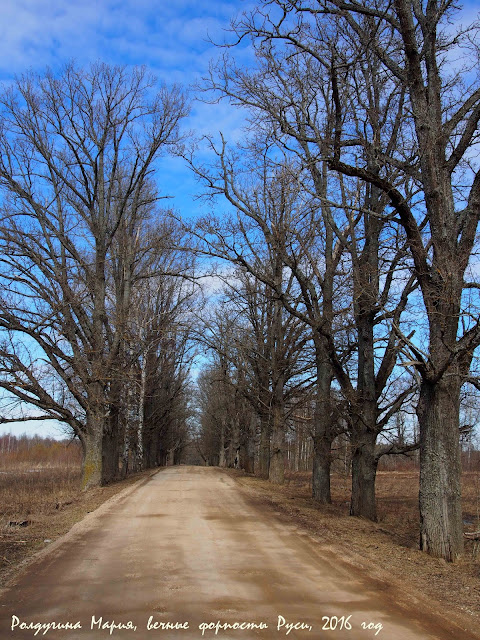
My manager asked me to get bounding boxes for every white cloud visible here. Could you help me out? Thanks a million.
[0,0,256,438]
[0,0,243,77]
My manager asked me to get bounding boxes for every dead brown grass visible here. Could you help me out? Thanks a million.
[0,464,155,586]
[282,469,480,548]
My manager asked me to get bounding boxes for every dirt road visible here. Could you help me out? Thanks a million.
[0,467,475,639]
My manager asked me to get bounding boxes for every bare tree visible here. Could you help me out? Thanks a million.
[229,269,312,483]
[189,125,418,518]
[282,0,480,561]
[0,63,188,487]
[135,275,197,470]
[110,215,198,474]
[227,0,480,559]
[187,152,342,498]
[194,268,311,483]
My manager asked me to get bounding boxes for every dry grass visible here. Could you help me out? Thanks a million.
[0,467,82,520]
[282,469,480,548]
[0,462,155,587]
[0,436,82,470]
[0,466,81,582]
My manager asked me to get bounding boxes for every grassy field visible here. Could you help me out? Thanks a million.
[0,466,82,580]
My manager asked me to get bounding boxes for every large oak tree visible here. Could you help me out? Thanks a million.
[0,63,188,487]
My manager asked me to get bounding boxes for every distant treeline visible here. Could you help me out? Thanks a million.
[0,434,82,467]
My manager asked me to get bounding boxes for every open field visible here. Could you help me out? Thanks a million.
[284,469,480,549]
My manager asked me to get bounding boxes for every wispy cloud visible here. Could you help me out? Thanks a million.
[0,0,248,82]
[0,0,253,437]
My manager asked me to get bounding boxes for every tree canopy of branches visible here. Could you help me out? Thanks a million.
[0,63,190,487]
[192,267,313,483]
[205,0,480,561]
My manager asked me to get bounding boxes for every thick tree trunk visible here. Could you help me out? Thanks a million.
[241,415,257,473]
[350,429,378,521]
[269,370,285,484]
[258,413,270,479]
[218,422,226,467]
[244,441,256,474]
[312,343,334,503]
[417,378,464,561]
[312,435,332,504]
[228,414,240,468]
[174,447,183,465]
[143,390,158,469]
[269,409,285,484]
[102,425,120,484]
[157,449,168,467]
[82,407,119,488]
[83,236,108,489]
[82,423,103,489]
[102,379,122,483]
[351,280,379,521]
[143,427,154,468]
[120,435,129,480]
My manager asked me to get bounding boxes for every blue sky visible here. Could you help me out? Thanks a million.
[0,0,477,210]
[0,0,252,220]
[0,0,478,439]
[0,0,245,79]
[0,0,252,439]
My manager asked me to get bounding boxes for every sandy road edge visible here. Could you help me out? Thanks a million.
[0,467,164,597]
[229,470,480,640]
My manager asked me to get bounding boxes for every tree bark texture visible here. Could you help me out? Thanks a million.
[417,379,464,561]
[350,430,378,521]
[258,413,271,479]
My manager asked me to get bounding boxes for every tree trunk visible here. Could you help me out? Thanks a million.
[244,442,256,474]
[417,378,464,561]
[240,414,257,473]
[218,422,226,467]
[312,342,334,502]
[136,348,147,471]
[350,430,378,521]
[258,412,270,479]
[312,435,332,504]
[269,365,285,484]
[269,407,285,484]
[102,426,119,484]
[228,413,240,468]
[102,379,122,483]
[350,266,380,521]
[82,424,103,489]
